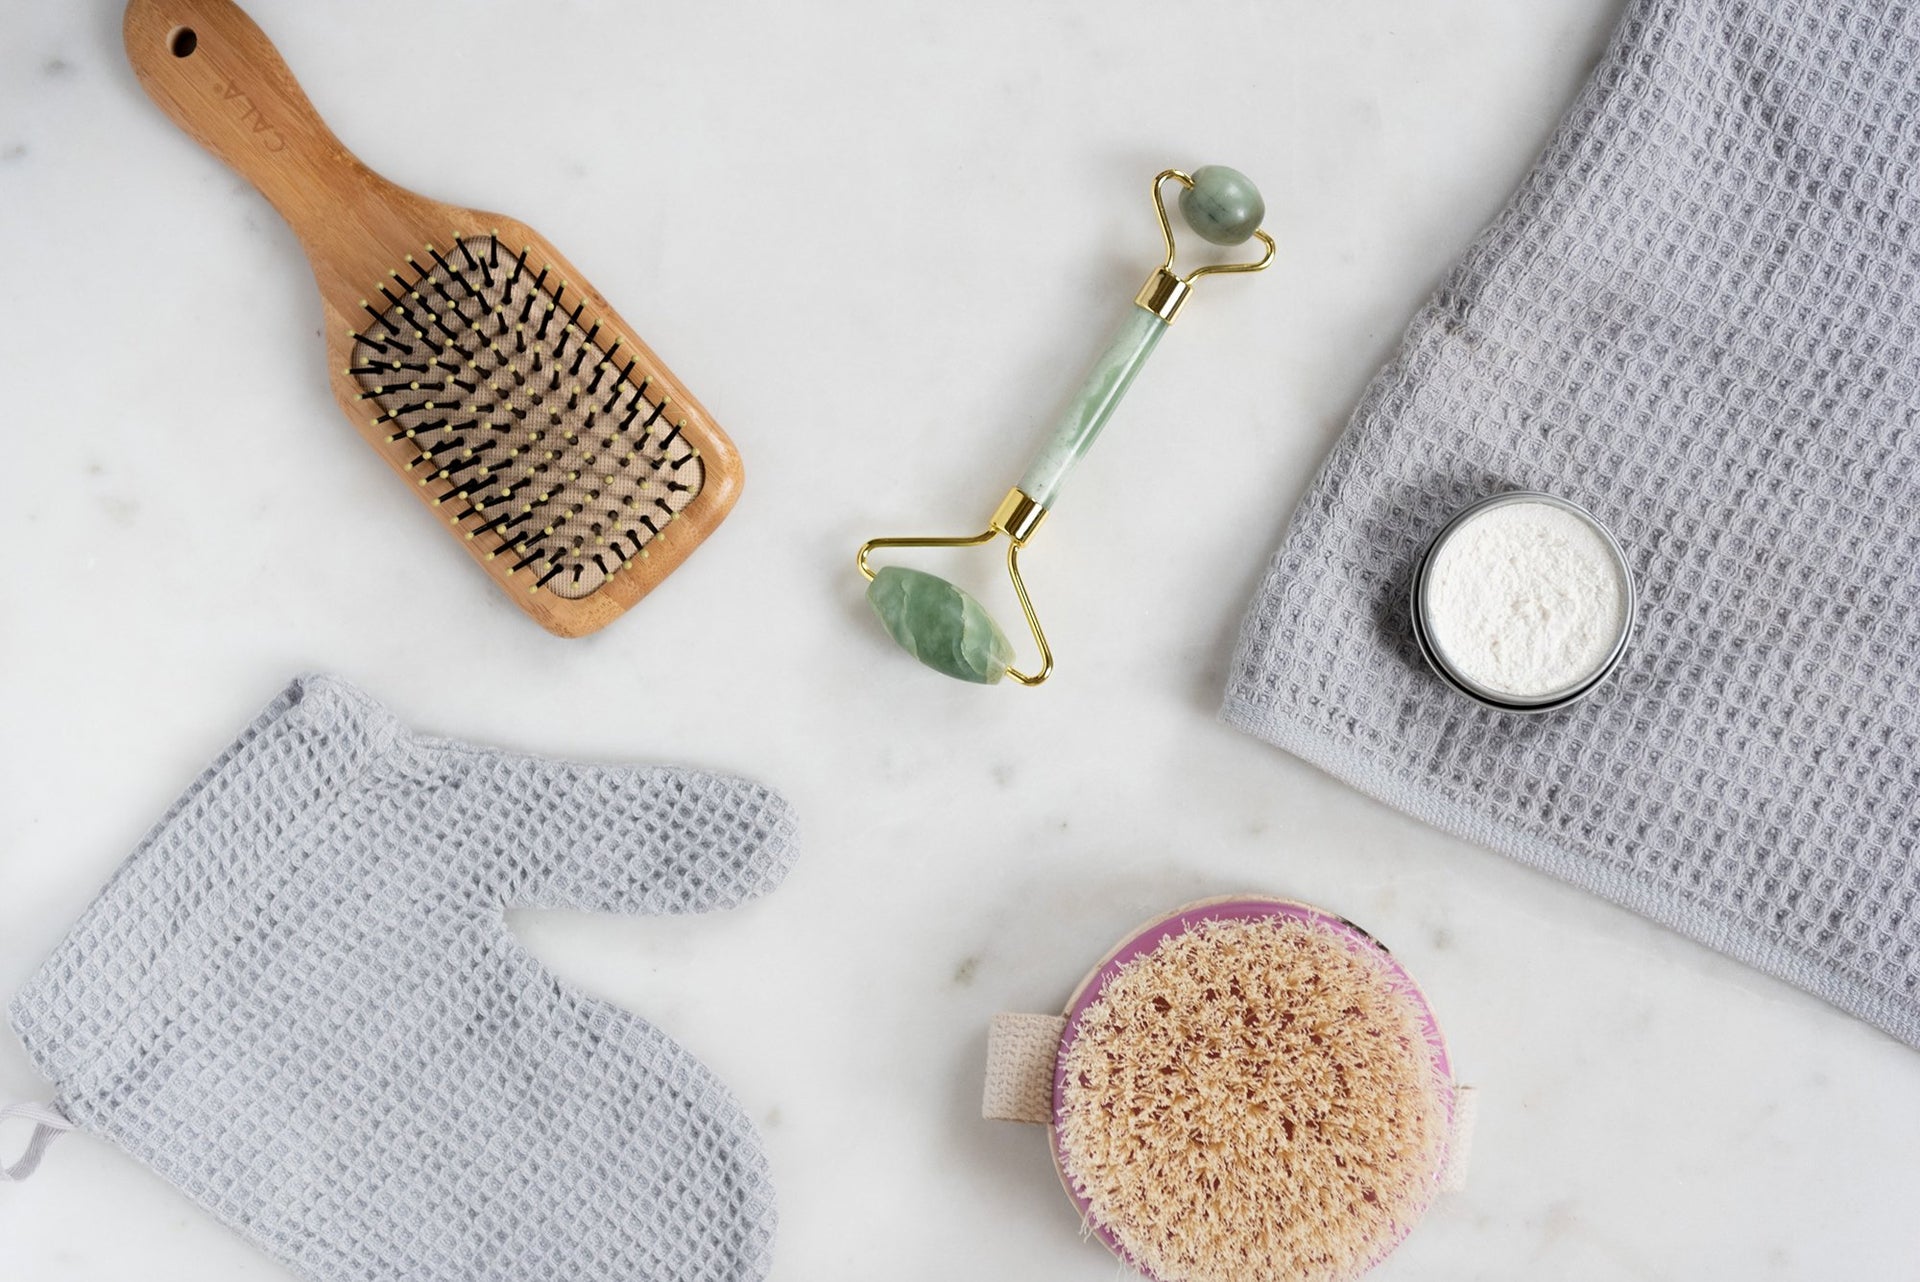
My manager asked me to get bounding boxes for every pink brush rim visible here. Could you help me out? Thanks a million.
[1048,897,1456,1281]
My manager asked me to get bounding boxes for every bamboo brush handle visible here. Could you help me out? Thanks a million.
[123,0,433,297]
[120,0,745,639]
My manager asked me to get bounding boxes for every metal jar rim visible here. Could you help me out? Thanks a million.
[1409,490,1637,714]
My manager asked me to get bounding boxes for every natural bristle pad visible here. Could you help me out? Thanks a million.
[1055,916,1448,1282]
[350,236,703,600]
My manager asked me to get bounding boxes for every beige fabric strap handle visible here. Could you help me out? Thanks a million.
[1438,1084,1479,1193]
[982,1013,1066,1124]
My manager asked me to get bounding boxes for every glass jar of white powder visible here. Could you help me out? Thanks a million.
[1410,492,1636,713]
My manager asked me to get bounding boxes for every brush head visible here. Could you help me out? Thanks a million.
[349,235,705,602]
[1053,901,1452,1282]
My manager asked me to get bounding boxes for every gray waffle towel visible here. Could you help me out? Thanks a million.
[9,675,798,1280]
[1226,0,1920,1047]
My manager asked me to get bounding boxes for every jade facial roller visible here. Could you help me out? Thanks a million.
[857,167,1274,685]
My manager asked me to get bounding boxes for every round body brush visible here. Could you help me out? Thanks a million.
[858,167,1274,685]
[984,897,1474,1282]
[123,0,741,636]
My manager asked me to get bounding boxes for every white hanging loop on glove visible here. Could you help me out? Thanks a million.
[0,1100,74,1182]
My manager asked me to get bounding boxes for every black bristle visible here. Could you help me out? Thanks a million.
[346,234,704,600]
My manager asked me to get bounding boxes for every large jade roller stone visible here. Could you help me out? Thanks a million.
[867,566,1014,684]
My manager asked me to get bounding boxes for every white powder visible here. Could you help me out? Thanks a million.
[1423,500,1629,699]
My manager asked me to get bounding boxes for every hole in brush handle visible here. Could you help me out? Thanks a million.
[127,0,388,250]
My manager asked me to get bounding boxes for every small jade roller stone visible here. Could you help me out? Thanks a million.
[1179,164,1266,245]
[865,165,1271,684]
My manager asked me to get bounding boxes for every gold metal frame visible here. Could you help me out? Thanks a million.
[857,487,1055,686]
[1134,169,1276,321]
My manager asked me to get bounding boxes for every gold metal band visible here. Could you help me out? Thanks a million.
[989,488,1048,545]
[1134,268,1192,323]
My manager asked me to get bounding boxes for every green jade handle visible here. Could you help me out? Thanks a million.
[1013,305,1168,510]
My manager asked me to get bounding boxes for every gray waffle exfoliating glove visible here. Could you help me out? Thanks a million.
[6,674,798,1281]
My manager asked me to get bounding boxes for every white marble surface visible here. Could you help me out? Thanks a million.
[4,1,1918,1278]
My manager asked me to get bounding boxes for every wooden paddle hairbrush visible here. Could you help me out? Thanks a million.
[124,0,742,637]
